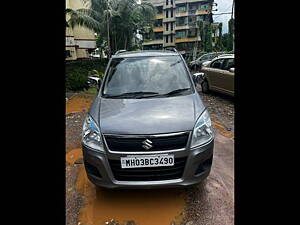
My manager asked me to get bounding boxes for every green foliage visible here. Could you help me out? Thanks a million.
[66,0,156,57]
[204,23,213,52]
[66,59,108,91]
[226,18,234,51]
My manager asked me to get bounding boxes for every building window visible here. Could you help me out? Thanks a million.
[166,35,169,43]
[188,15,196,26]
[155,32,163,40]
[171,0,173,5]
[171,22,174,31]
[166,10,169,18]
[200,3,209,10]
[188,28,197,37]
[166,0,168,5]
[176,17,187,26]
[65,50,71,58]
[177,5,186,13]
[166,23,169,31]
[155,19,163,27]
[171,9,173,17]
[176,30,186,39]
[170,35,173,43]
[156,6,163,14]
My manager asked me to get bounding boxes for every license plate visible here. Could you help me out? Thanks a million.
[120,154,174,169]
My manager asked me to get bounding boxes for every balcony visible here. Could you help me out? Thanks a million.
[175,37,199,43]
[163,4,175,9]
[175,24,189,30]
[163,41,176,47]
[163,17,176,23]
[196,9,210,15]
[188,9,197,15]
[163,30,176,35]
[175,11,188,17]
[142,39,164,45]
[155,14,164,19]
[153,26,164,32]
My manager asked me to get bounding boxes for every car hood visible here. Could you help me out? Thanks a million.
[89,94,205,135]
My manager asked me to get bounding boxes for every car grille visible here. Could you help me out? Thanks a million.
[104,132,190,152]
[108,157,187,181]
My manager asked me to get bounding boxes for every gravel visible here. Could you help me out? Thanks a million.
[196,84,234,133]
[66,110,87,225]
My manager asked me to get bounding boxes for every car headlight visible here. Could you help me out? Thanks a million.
[190,109,214,148]
[82,114,104,152]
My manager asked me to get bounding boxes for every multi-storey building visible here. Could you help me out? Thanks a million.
[65,0,97,60]
[142,0,214,56]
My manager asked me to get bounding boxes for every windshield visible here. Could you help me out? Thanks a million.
[102,56,193,98]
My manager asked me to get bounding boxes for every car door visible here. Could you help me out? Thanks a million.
[219,58,234,95]
[204,58,226,90]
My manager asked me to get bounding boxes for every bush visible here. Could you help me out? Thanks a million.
[66,59,108,92]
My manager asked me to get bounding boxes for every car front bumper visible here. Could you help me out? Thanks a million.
[82,140,214,189]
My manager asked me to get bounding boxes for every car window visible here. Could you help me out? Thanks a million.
[222,58,234,70]
[210,59,225,69]
[200,55,211,61]
[102,56,192,96]
[208,54,216,60]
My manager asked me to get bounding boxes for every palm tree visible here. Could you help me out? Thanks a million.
[66,0,155,58]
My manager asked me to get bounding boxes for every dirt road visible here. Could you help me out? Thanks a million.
[66,91,234,225]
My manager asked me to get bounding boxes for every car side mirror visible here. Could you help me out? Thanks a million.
[229,68,234,73]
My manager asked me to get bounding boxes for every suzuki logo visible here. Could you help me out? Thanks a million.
[142,139,153,150]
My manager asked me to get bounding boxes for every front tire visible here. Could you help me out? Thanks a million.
[201,79,209,93]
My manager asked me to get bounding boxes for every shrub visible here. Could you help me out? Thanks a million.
[66,59,108,92]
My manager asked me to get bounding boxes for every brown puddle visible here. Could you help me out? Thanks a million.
[66,94,95,114]
[76,165,185,225]
[66,148,83,165]
[211,117,234,139]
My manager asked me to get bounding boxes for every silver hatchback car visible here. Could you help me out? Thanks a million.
[81,50,214,189]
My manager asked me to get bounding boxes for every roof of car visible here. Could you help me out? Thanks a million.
[112,50,179,58]
[215,54,235,59]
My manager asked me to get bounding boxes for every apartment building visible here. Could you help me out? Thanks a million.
[65,0,97,60]
[142,0,214,55]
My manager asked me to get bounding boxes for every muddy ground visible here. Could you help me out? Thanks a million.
[66,88,234,225]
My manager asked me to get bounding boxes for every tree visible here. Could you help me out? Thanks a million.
[227,18,234,51]
[215,23,224,51]
[204,23,213,52]
[66,0,155,58]
[96,34,107,59]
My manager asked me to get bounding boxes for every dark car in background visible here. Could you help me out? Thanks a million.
[188,53,219,71]
[81,49,215,189]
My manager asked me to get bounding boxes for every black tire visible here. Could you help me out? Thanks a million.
[201,79,209,93]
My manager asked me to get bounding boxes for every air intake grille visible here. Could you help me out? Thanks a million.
[104,132,189,152]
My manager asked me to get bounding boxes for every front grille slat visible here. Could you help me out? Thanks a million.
[109,157,187,181]
[104,132,189,152]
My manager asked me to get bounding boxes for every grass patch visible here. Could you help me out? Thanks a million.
[84,88,98,94]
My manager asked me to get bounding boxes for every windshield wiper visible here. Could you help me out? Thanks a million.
[161,88,191,97]
[104,91,159,98]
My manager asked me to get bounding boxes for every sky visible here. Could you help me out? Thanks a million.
[212,0,234,34]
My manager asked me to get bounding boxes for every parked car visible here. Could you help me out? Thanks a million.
[201,54,234,69]
[188,53,219,71]
[199,55,234,96]
[82,50,214,189]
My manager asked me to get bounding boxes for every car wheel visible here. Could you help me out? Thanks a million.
[201,79,209,93]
